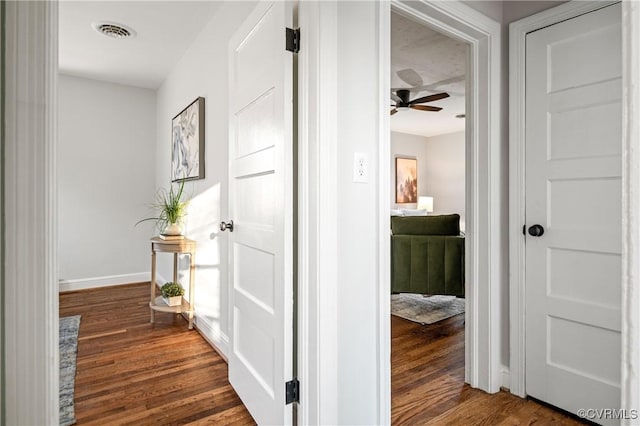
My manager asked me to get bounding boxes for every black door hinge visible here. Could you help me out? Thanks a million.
[286,28,300,53]
[285,378,300,404]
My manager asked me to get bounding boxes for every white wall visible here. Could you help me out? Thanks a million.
[390,130,466,226]
[155,1,257,356]
[424,131,466,227]
[503,1,568,23]
[462,1,566,23]
[57,74,156,285]
[336,2,381,423]
[390,131,428,209]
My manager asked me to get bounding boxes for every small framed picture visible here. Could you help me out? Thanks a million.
[395,157,417,203]
[171,97,205,182]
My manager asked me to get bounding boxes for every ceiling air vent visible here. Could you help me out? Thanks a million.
[92,22,136,39]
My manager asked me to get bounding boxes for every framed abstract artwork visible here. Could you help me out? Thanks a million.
[172,97,205,182]
[395,157,417,203]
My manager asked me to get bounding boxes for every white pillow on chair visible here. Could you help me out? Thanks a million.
[401,208,428,216]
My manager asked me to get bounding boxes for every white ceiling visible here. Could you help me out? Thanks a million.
[391,12,467,138]
[59,1,222,89]
[59,3,466,134]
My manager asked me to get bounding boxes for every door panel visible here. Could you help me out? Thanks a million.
[228,2,294,424]
[525,3,622,423]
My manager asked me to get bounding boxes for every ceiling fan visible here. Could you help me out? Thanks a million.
[392,68,465,94]
[390,89,449,115]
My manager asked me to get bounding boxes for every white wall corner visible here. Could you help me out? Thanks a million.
[59,272,150,292]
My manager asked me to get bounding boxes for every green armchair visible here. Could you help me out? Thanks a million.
[391,214,465,297]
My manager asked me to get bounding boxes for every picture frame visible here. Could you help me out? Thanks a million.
[172,97,205,182]
[395,157,417,204]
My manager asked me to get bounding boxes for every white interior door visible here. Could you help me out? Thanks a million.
[525,3,622,423]
[227,2,294,424]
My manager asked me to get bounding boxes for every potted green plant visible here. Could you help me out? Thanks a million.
[136,180,188,235]
[161,282,185,306]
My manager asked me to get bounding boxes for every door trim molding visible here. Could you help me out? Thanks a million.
[377,2,392,422]
[621,1,640,422]
[297,2,340,424]
[386,0,503,399]
[509,0,620,398]
[4,1,59,423]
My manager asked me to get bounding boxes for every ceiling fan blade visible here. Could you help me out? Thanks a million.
[410,105,442,112]
[391,93,402,103]
[390,108,398,115]
[396,68,423,87]
[422,75,465,91]
[410,92,450,105]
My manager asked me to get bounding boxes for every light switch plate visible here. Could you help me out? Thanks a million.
[353,152,368,183]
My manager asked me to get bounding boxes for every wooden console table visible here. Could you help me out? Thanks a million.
[149,237,197,329]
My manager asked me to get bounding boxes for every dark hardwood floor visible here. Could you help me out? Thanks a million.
[62,283,586,425]
[59,283,255,425]
[391,314,587,425]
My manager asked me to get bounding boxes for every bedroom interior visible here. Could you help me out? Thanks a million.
[388,14,467,304]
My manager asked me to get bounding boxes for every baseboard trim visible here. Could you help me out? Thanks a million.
[59,272,150,292]
[501,365,511,391]
[192,317,229,361]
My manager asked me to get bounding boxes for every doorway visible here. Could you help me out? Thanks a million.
[389,10,469,421]
[377,4,504,416]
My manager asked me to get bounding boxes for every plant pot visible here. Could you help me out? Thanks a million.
[163,296,182,307]
[164,222,183,236]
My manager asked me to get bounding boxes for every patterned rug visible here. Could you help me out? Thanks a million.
[391,294,465,324]
[60,315,81,426]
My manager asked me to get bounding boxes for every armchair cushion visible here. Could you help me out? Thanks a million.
[390,214,464,297]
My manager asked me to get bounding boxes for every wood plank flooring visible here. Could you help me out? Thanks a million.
[62,284,586,425]
[59,283,255,425]
[391,314,587,425]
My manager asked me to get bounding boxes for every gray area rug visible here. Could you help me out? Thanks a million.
[60,315,81,426]
[391,294,465,324]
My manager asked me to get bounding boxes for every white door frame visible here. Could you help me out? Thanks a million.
[3,1,59,424]
[621,1,640,422]
[508,0,640,407]
[297,2,340,424]
[298,1,502,423]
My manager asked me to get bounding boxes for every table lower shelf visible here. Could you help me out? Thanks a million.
[149,296,192,314]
